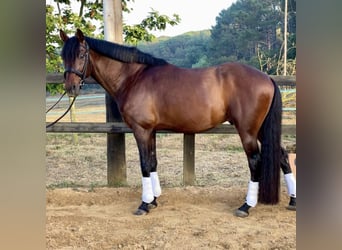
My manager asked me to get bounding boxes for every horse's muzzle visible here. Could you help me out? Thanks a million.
[65,82,81,97]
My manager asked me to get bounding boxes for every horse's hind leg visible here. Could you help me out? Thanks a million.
[280,147,296,210]
[235,134,261,218]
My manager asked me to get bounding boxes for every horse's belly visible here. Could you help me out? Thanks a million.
[156,106,226,133]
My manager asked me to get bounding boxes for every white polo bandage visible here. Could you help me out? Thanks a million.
[284,173,296,198]
[142,177,154,203]
[150,172,161,197]
[246,181,259,207]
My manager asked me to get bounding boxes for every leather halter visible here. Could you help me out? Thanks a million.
[63,42,89,88]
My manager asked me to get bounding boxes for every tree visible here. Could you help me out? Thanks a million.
[46,0,180,94]
[124,8,180,45]
[138,30,211,68]
[277,0,296,75]
[46,0,103,94]
[208,0,296,75]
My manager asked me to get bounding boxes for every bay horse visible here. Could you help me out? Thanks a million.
[59,29,296,217]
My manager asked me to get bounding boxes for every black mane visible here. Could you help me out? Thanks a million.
[61,36,168,66]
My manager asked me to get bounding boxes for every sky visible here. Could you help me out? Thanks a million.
[123,0,236,37]
[47,0,236,37]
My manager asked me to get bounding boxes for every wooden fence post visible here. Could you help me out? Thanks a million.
[106,95,127,186]
[183,133,195,185]
[103,0,127,186]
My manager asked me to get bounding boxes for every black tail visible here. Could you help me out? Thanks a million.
[259,78,282,204]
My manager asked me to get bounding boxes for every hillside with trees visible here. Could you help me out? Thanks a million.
[138,30,211,68]
[138,0,296,75]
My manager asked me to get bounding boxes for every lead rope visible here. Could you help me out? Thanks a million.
[46,94,76,128]
[46,91,67,114]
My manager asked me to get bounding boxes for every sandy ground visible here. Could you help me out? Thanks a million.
[46,97,296,249]
[46,187,296,249]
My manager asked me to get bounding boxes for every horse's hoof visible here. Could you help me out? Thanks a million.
[133,209,148,216]
[286,205,296,211]
[234,202,250,217]
[234,209,249,218]
[148,197,158,210]
[148,203,157,210]
[286,197,296,211]
[133,201,150,216]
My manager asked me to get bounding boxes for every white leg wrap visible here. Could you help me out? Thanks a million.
[142,177,154,203]
[246,181,259,207]
[150,172,161,197]
[284,173,296,198]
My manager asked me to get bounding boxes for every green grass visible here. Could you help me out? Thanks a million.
[47,181,109,191]
[226,145,244,152]
[47,181,79,190]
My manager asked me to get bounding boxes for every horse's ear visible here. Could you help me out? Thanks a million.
[59,30,69,42]
[76,29,85,42]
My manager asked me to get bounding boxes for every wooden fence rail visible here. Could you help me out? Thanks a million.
[46,73,296,186]
[46,122,295,135]
[47,74,296,87]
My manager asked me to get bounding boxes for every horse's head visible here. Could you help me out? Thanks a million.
[60,29,90,97]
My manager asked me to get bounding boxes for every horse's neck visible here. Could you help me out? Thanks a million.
[90,51,144,98]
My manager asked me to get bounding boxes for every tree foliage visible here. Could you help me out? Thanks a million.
[46,0,180,94]
[138,30,210,68]
[46,0,103,94]
[209,0,296,75]
[137,0,296,75]
[124,9,180,45]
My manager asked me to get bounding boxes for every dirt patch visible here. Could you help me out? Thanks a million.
[46,187,296,249]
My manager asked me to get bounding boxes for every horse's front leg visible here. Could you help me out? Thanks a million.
[149,131,161,209]
[133,129,161,215]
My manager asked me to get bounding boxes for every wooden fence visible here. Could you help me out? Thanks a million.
[46,74,296,186]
